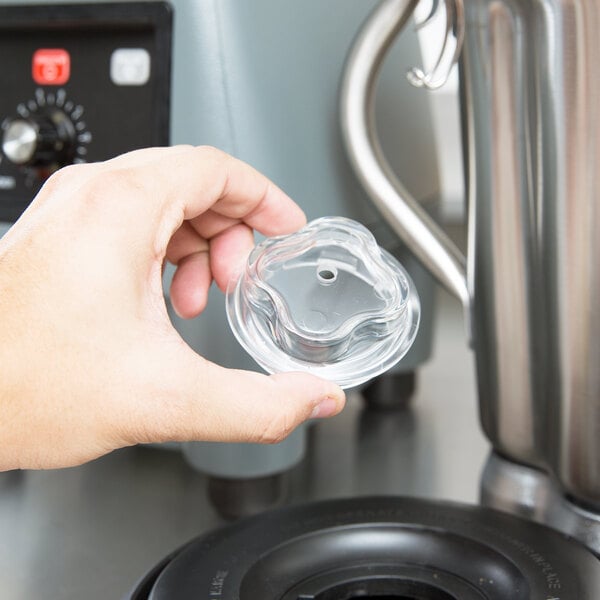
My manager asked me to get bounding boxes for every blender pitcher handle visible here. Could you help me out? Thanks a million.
[340,0,470,313]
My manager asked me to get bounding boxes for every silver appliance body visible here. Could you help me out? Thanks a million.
[341,0,600,553]
[0,0,440,491]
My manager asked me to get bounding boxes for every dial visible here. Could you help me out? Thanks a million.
[1,88,92,178]
[2,111,75,167]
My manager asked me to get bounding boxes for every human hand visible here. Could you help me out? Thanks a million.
[0,146,345,470]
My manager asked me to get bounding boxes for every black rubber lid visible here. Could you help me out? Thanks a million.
[130,496,600,600]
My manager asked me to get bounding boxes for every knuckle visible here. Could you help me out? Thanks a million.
[195,145,233,175]
[48,163,79,181]
[39,163,86,195]
[255,412,296,445]
[79,168,143,210]
[196,144,225,160]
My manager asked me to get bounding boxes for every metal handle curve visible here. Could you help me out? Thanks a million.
[339,0,469,310]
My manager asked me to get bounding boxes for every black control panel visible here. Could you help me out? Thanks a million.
[0,2,172,222]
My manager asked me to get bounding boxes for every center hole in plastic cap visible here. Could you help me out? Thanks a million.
[317,267,337,284]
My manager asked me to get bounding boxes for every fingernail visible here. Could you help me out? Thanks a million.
[311,396,340,419]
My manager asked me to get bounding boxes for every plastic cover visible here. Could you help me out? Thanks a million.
[226,216,420,388]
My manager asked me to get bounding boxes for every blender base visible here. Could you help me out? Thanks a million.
[481,451,600,556]
[361,371,417,411]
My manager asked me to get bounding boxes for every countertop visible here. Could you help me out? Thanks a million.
[0,290,489,599]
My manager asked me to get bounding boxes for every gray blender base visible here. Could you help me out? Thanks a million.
[481,451,600,556]
[162,0,440,512]
[361,371,417,411]
[182,427,306,519]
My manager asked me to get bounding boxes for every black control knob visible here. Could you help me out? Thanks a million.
[1,110,76,168]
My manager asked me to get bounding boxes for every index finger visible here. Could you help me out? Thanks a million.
[102,145,307,237]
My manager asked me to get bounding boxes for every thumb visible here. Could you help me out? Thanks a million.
[133,349,346,446]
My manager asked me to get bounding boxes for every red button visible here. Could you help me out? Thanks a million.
[32,49,71,85]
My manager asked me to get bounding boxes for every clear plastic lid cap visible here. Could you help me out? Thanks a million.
[226,216,420,388]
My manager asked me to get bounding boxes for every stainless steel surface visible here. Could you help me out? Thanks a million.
[0,291,487,600]
[482,452,600,556]
[541,0,600,507]
[407,0,464,90]
[464,0,600,505]
[339,0,470,312]
[342,0,600,525]
[460,0,541,468]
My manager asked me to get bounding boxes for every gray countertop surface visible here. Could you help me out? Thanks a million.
[0,290,489,599]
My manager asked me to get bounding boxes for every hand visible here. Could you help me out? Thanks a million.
[0,146,345,470]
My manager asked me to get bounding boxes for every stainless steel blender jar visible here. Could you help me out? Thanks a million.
[341,0,600,553]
